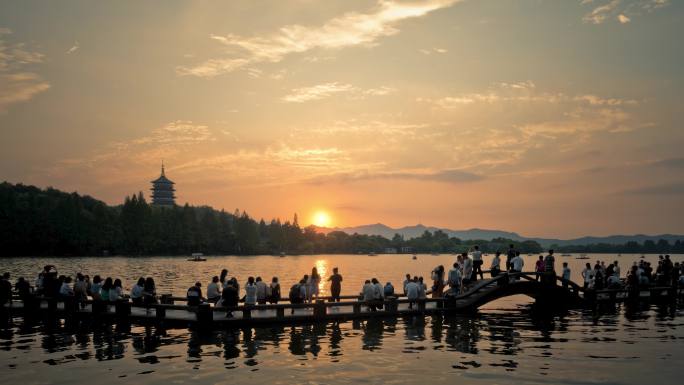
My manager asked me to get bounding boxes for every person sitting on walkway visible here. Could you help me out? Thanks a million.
[372,278,384,310]
[143,277,157,306]
[130,277,145,306]
[417,276,427,299]
[288,279,305,314]
[447,262,462,294]
[405,277,419,309]
[328,268,343,302]
[222,280,239,318]
[431,265,445,297]
[255,276,268,305]
[59,276,74,297]
[100,277,113,302]
[90,275,103,301]
[362,280,376,311]
[207,276,221,303]
[606,272,621,288]
[244,277,257,306]
[269,277,281,304]
[384,282,395,297]
[186,282,204,306]
[109,279,124,302]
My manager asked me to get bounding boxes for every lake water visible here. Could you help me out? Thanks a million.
[1,254,683,385]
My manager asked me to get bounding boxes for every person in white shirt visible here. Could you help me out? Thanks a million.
[308,268,321,303]
[607,274,620,288]
[462,253,473,286]
[418,277,427,299]
[511,252,525,271]
[490,252,502,277]
[613,261,621,278]
[255,276,268,305]
[561,263,571,289]
[447,262,462,293]
[405,277,419,309]
[471,245,484,280]
[109,279,123,302]
[244,277,257,306]
[207,276,221,303]
[130,277,145,305]
[508,252,525,282]
[403,274,412,295]
[362,280,377,311]
[59,277,74,297]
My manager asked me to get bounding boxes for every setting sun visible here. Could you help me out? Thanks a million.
[312,211,332,227]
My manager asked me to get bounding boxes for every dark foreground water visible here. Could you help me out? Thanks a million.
[1,303,683,385]
[1,254,683,384]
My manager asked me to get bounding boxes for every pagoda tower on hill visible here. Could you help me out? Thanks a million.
[150,162,176,206]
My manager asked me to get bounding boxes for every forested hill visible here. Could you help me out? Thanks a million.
[0,182,543,256]
[1,182,682,257]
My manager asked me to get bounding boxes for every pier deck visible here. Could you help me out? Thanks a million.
[3,272,682,329]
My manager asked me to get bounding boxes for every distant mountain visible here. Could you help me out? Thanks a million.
[314,223,683,247]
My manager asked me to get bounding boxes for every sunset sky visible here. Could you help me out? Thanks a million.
[1,0,682,238]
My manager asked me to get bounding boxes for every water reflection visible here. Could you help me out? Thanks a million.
[1,305,682,384]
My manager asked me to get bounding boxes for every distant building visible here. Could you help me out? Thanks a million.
[384,247,398,254]
[401,246,413,254]
[150,163,176,206]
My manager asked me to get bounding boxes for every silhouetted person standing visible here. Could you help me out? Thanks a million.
[328,267,343,302]
[506,244,516,271]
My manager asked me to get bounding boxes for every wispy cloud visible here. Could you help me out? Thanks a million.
[421,82,638,109]
[0,28,50,113]
[66,42,79,54]
[307,168,485,185]
[177,0,462,77]
[620,182,684,196]
[581,0,669,24]
[419,47,448,55]
[281,82,395,103]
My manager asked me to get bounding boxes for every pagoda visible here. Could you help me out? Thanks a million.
[150,162,176,206]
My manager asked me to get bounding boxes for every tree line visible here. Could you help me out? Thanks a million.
[0,182,682,257]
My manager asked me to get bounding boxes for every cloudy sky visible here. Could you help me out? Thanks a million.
[1,0,682,238]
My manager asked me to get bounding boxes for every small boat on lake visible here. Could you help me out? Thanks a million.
[561,253,572,257]
[412,255,417,260]
[368,252,377,256]
[188,253,206,262]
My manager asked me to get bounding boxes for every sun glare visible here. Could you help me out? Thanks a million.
[312,211,332,227]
